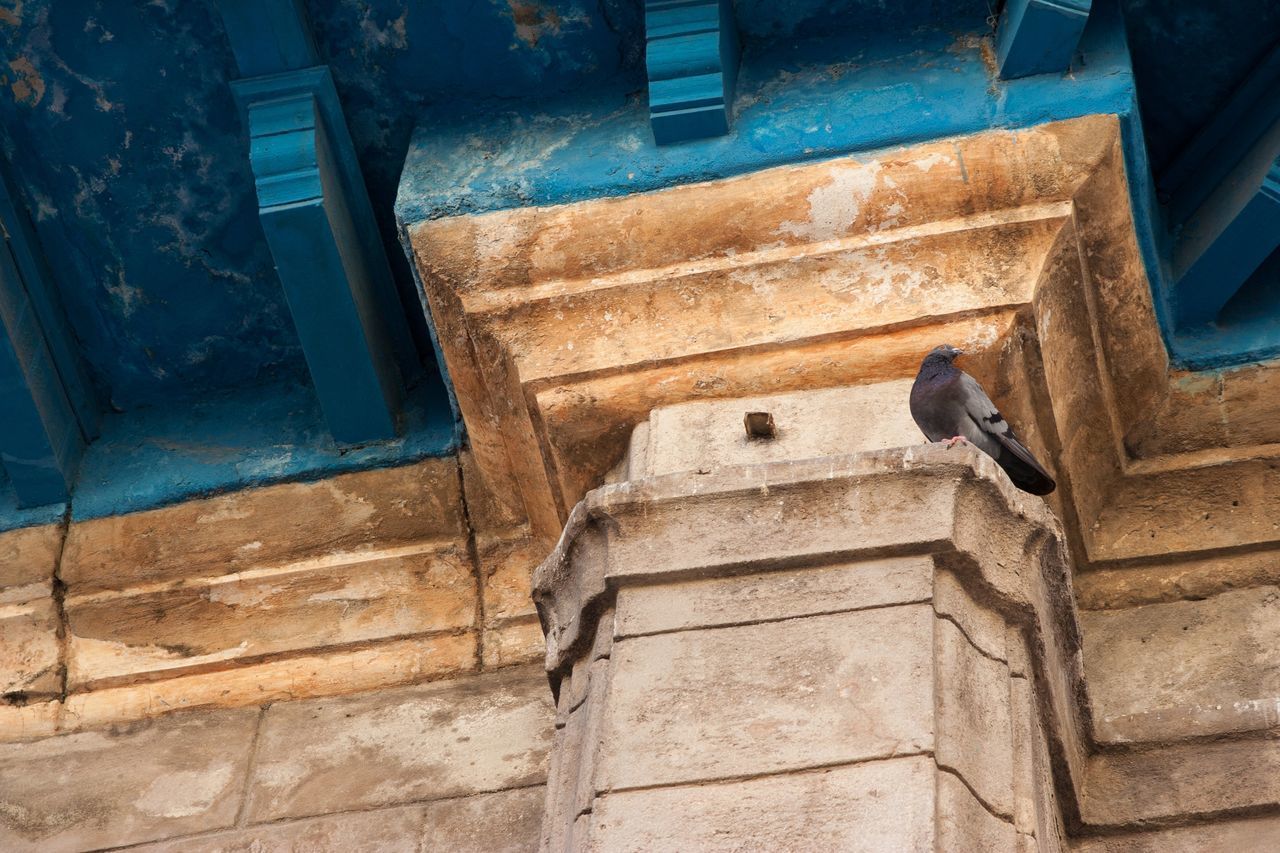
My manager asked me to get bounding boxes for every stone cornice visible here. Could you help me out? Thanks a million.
[409,113,1280,607]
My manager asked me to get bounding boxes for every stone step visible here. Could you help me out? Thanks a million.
[1080,586,1280,745]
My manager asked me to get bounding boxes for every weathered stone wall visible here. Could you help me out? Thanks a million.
[0,454,545,742]
[5,114,1280,851]
[0,666,552,851]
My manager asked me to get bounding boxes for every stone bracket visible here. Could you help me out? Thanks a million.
[645,0,740,145]
[995,0,1092,80]
[218,1,419,443]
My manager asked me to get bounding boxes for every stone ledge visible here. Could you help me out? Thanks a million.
[408,111,1280,607]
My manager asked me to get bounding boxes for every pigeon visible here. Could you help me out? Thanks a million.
[909,344,1056,495]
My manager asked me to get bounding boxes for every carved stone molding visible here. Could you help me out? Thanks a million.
[408,113,1280,606]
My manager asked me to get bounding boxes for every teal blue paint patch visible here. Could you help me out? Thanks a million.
[645,0,740,145]
[1174,159,1280,328]
[216,0,318,77]
[69,371,456,522]
[397,20,1136,224]
[0,468,65,534]
[996,0,1092,80]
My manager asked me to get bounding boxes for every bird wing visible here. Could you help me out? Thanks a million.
[955,372,1053,480]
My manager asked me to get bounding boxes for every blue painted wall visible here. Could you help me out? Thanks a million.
[397,2,1133,221]
[0,0,1273,527]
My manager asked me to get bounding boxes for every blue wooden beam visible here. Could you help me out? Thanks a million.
[645,0,740,146]
[215,0,318,78]
[234,68,412,443]
[1174,158,1280,328]
[1159,42,1280,229]
[995,0,1092,80]
[217,1,420,443]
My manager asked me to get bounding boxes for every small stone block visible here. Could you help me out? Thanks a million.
[743,410,776,439]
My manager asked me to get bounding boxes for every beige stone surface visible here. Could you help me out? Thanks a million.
[1082,587,1280,743]
[614,556,934,637]
[1083,736,1280,827]
[634,380,921,478]
[0,707,258,852]
[481,533,545,624]
[1072,815,1280,852]
[1074,548,1280,610]
[484,616,547,669]
[934,568,1009,662]
[60,632,477,734]
[588,756,937,852]
[62,457,465,592]
[410,119,1115,540]
[64,545,477,689]
[0,522,63,590]
[245,664,553,821]
[599,606,934,790]
[420,786,545,853]
[935,616,1015,819]
[0,596,60,697]
[0,697,59,741]
[129,805,427,853]
[936,769,1018,852]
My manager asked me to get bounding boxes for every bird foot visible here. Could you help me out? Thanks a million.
[943,436,968,449]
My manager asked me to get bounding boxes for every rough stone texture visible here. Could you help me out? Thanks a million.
[128,787,546,853]
[129,805,428,853]
[936,769,1019,851]
[0,523,63,591]
[245,665,554,822]
[600,607,934,790]
[1083,736,1280,827]
[61,457,465,593]
[481,534,546,625]
[410,119,1116,541]
[0,707,259,852]
[935,616,1015,819]
[614,556,933,637]
[61,632,478,733]
[1082,587,1280,742]
[64,545,477,689]
[536,436,1090,850]
[632,381,921,479]
[485,617,548,669]
[0,698,59,741]
[419,786,545,853]
[1072,815,1280,852]
[0,596,61,698]
[589,757,937,852]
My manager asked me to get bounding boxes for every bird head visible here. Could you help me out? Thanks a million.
[926,344,964,363]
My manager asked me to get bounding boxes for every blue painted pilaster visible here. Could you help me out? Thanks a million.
[645,0,740,145]
[217,0,419,443]
[995,0,1092,80]
[1175,159,1280,328]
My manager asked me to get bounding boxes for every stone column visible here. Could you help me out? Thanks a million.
[533,385,1089,851]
